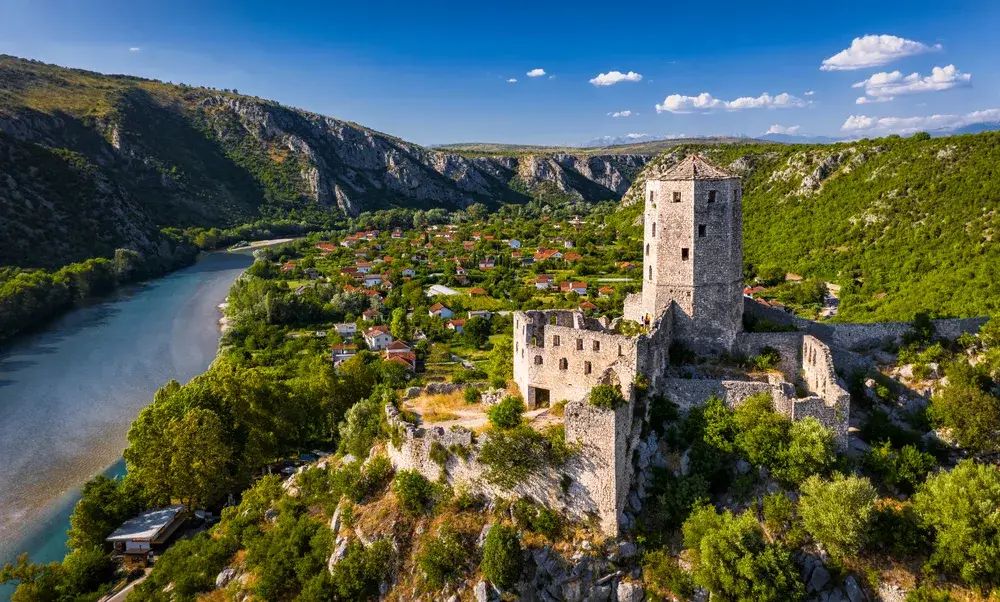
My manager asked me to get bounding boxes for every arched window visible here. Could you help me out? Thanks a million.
[559,358,568,370]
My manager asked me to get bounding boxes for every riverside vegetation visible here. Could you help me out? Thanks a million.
[1,192,999,601]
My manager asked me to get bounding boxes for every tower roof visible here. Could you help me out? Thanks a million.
[650,155,735,181]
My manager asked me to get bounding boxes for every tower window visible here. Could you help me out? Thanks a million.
[681,248,690,261]
[584,361,592,375]
[648,190,655,203]
[534,355,543,365]
[651,222,656,237]
[645,243,649,256]
[733,190,738,202]
[673,191,681,203]
[698,224,706,237]
[649,266,653,280]
[576,338,584,351]
[708,190,717,203]
[559,358,568,370]
[553,335,561,347]
[593,340,600,351]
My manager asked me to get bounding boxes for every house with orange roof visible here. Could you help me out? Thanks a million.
[428,303,454,319]
[363,325,393,350]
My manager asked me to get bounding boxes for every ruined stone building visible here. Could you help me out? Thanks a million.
[390,156,855,537]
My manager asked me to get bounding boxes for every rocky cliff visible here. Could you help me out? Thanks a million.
[0,56,648,267]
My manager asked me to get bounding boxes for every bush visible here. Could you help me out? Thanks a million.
[751,346,781,371]
[487,396,525,429]
[417,528,468,587]
[464,387,482,404]
[928,381,1000,454]
[862,441,936,493]
[799,474,877,557]
[480,524,522,590]
[762,493,800,542]
[733,393,789,469]
[775,417,835,485]
[905,586,955,602]
[684,506,804,602]
[477,426,548,489]
[867,501,927,557]
[913,460,1000,586]
[512,499,561,539]
[428,442,449,468]
[393,470,435,516]
[643,549,695,600]
[338,395,386,458]
[329,539,393,601]
[589,384,627,410]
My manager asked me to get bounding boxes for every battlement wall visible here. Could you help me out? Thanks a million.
[800,335,850,446]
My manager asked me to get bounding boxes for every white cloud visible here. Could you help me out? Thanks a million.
[608,110,633,118]
[548,75,556,80]
[852,64,971,103]
[507,78,517,83]
[526,68,546,77]
[840,108,1000,134]
[804,90,815,96]
[129,47,141,52]
[820,34,941,71]
[589,71,643,86]
[766,124,801,135]
[655,92,809,113]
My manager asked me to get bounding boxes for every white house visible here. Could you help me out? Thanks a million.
[334,322,357,336]
[106,505,186,564]
[356,262,373,274]
[363,326,393,351]
[447,319,466,333]
[401,268,416,277]
[331,344,358,363]
[429,303,454,319]
[364,273,384,287]
[508,239,522,249]
[468,310,492,320]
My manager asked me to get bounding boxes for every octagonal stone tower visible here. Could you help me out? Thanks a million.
[638,155,743,353]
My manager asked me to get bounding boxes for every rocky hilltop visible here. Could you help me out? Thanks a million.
[0,56,648,267]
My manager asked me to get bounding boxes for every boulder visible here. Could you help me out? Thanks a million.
[327,538,349,573]
[844,576,866,602]
[617,541,638,559]
[215,567,237,588]
[617,581,645,602]
[736,458,751,475]
[477,523,493,548]
[474,580,490,602]
[405,386,421,398]
[822,588,849,602]
[586,582,613,602]
[808,564,831,593]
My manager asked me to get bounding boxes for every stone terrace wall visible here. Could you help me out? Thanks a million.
[660,378,796,413]
[736,331,805,383]
[744,299,988,350]
[799,335,851,446]
[384,402,630,535]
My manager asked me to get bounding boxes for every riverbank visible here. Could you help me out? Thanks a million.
[0,252,252,588]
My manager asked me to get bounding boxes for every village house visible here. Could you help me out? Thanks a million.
[447,318,466,333]
[315,242,337,254]
[363,325,393,351]
[560,281,588,295]
[579,300,598,311]
[362,309,381,321]
[364,273,384,287]
[331,344,357,364]
[106,504,187,567]
[468,310,492,320]
[334,322,357,336]
[508,239,522,249]
[469,287,488,297]
[535,274,555,290]
[355,261,373,274]
[598,286,615,298]
[429,303,454,319]
[564,252,582,263]
[401,268,416,277]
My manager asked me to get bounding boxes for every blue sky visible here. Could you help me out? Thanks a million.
[2,0,998,145]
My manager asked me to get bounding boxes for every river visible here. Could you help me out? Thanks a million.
[0,251,252,593]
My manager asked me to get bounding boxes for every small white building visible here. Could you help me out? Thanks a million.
[364,326,393,351]
[428,303,454,319]
[468,310,492,320]
[447,319,466,333]
[334,322,357,336]
[331,344,358,363]
[508,239,522,249]
[106,504,186,564]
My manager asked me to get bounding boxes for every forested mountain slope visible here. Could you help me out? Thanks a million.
[0,56,646,268]
[621,134,1000,322]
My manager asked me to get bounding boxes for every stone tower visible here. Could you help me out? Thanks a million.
[638,155,743,352]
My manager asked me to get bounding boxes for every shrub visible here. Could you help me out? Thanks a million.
[392,470,435,516]
[862,441,936,493]
[487,396,525,429]
[589,384,627,410]
[751,346,782,371]
[477,426,547,489]
[417,528,468,587]
[867,501,927,557]
[905,586,955,602]
[762,493,797,540]
[512,499,561,539]
[641,470,711,542]
[464,387,482,404]
[480,524,522,590]
[329,539,393,600]
[775,417,835,485]
[928,381,1000,454]
[643,549,695,600]
[913,460,1000,586]
[799,474,877,557]
[429,442,449,468]
[338,395,386,458]
[733,393,789,469]
[685,507,805,602]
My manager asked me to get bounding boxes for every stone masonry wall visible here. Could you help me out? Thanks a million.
[736,331,805,384]
[514,310,641,408]
[744,299,988,350]
[799,335,851,446]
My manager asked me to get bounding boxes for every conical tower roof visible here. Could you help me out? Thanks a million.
[651,155,735,181]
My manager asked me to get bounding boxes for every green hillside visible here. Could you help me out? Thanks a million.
[620,134,1000,322]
